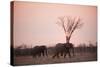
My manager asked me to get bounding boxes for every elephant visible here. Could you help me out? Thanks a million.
[52,43,74,58]
[67,42,75,56]
[31,45,47,58]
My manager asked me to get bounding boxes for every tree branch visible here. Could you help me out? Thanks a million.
[57,16,83,43]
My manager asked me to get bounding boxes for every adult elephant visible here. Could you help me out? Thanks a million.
[67,42,75,56]
[52,43,74,58]
[31,45,47,58]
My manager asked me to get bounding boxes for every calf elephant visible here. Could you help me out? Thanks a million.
[31,45,47,58]
[52,43,74,58]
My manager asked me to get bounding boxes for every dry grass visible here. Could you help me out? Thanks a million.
[14,52,97,66]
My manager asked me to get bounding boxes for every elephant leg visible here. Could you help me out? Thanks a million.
[42,51,45,56]
[57,53,59,58]
[32,54,36,58]
[52,52,58,58]
[68,51,71,58]
[72,48,75,56]
[52,54,56,58]
[45,50,48,56]
[38,53,41,57]
[32,55,34,58]
[64,52,66,58]
[61,52,63,56]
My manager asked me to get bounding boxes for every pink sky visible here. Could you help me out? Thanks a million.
[13,1,97,47]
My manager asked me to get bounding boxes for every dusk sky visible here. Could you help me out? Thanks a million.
[13,1,97,47]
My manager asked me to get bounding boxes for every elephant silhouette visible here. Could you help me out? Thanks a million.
[52,43,74,58]
[31,45,47,58]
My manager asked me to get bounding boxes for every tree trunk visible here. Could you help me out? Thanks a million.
[66,36,69,43]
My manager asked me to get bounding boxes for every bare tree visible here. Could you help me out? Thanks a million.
[57,16,83,43]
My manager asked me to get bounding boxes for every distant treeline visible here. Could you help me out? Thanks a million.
[13,44,97,56]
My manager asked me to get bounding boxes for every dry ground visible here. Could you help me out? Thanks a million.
[14,52,97,66]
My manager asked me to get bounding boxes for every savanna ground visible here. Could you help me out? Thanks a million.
[13,47,97,66]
